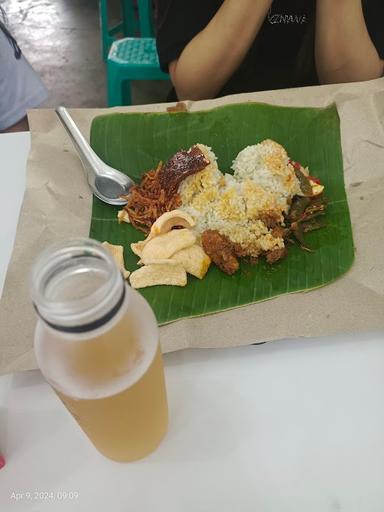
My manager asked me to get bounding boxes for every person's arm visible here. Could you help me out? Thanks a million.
[315,0,384,84]
[169,0,273,101]
[0,24,47,132]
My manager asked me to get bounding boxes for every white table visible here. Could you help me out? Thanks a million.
[1,133,384,512]
[0,132,29,297]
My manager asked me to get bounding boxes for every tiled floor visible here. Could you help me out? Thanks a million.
[1,0,171,107]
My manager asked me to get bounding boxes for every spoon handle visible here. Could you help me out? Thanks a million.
[56,106,103,184]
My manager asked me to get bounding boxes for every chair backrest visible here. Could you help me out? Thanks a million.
[100,0,155,42]
[121,0,140,37]
[136,0,154,38]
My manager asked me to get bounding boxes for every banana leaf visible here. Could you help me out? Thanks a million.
[89,103,354,325]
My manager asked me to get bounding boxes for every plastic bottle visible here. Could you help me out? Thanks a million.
[31,238,168,462]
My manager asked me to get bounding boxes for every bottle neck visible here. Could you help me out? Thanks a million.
[31,238,125,334]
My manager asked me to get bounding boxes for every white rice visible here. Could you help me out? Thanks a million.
[231,140,301,199]
[178,141,302,256]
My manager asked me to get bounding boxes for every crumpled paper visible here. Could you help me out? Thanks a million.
[1,78,384,374]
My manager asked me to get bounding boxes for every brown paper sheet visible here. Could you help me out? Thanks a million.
[1,78,384,374]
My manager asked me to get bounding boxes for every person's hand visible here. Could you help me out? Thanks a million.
[315,0,384,84]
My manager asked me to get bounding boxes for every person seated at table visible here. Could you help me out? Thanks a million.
[0,11,48,133]
[155,0,384,101]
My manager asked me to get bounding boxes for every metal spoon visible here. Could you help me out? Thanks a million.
[56,106,134,206]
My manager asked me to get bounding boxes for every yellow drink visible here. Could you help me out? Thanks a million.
[32,239,169,461]
[36,294,168,462]
[56,343,168,462]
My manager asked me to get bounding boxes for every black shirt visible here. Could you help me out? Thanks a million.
[155,0,384,97]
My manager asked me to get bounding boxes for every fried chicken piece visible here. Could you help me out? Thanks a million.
[201,230,239,275]
[265,248,288,264]
[232,242,249,258]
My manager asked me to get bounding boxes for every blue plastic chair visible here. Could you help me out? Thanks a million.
[106,0,169,106]
[99,0,140,61]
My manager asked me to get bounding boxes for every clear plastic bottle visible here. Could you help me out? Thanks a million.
[30,238,168,462]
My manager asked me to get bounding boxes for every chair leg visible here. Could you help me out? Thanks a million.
[107,64,132,106]
[99,0,109,61]
[122,80,133,106]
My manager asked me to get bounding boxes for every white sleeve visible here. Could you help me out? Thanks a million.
[0,29,48,130]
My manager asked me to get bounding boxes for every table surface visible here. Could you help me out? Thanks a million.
[0,132,29,297]
[1,132,384,512]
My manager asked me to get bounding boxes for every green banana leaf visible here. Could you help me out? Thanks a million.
[90,102,354,325]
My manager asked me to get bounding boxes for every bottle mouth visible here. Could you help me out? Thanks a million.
[30,238,125,333]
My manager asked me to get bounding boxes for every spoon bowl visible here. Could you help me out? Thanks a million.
[56,106,135,206]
